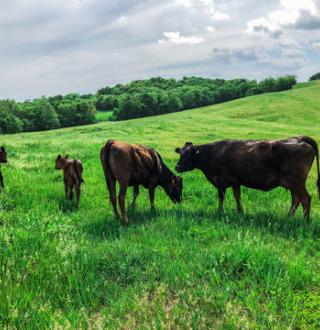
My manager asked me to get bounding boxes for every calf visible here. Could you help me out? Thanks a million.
[0,146,7,190]
[55,154,84,206]
[175,136,320,219]
[100,140,183,225]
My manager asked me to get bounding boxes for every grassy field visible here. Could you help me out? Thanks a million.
[95,111,113,123]
[1,81,320,329]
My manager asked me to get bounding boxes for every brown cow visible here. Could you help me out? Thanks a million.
[55,154,84,206]
[0,146,7,190]
[175,136,320,219]
[100,140,183,225]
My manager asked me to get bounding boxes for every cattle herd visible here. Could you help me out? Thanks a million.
[0,136,319,224]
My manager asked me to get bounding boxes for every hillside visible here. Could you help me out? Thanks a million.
[1,81,320,328]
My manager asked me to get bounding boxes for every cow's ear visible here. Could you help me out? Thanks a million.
[195,148,200,155]
[185,142,193,147]
[175,148,181,154]
[57,154,61,159]
[65,154,69,159]
[0,146,5,152]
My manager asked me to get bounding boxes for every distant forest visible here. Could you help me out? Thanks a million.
[0,75,297,134]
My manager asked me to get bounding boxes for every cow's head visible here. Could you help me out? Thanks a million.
[165,175,183,203]
[55,154,68,170]
[175,142,200,172]
[0,146,7,163]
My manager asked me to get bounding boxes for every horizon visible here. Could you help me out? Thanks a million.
[3,74,302,103]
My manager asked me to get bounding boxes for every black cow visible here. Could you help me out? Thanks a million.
[0,146,7,190]
[175,136,320,219]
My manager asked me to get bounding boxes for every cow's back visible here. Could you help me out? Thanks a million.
[108,140,159,185]
[200,137,316,190]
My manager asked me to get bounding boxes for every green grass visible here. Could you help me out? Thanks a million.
[95,111,112,122]
[1,81,320,329]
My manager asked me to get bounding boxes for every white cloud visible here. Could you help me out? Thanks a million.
[159,31,204,44]
[247,0,320,37]
[174,0,194,8]
[247,17,282,38]
[117,15,128,22]
[312,41,320,51]
[0,0,319,99]
[198,0,230,20]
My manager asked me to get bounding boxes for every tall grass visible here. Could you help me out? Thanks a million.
[1,82,320,328]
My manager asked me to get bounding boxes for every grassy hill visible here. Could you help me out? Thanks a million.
[1,81,320,328]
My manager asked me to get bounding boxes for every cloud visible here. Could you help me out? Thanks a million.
[294,9,320,29]
[175,0,230,20]
[212,47,261,63]
[159,31,204,44]
[0,0,319,99]
[247,17,282,38]
[211,41,307,72]
[311,41,320,51]
[198,0,230,20]
[247,0,320,38]
[174,0,194,8]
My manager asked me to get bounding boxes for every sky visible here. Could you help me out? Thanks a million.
[0,0,320,100]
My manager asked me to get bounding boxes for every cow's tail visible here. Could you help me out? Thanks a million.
[100,140,115,181]
[73,160,84,183]
[301,136,320,198]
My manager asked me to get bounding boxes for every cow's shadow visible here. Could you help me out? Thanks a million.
[83,216,122,241]
[83,203,320,242]
[216,209,320,240]
[58,198,79,213]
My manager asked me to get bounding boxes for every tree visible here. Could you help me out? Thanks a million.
[96,95,117,111]
[259,77,277,92]
[39,104,60,130]
[275,75,296,91]
[0,100,23,133]
[19,98,60,131]
[309,73,320,81]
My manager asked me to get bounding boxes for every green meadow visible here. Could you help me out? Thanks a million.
[1,81,320,329]
[95,111,113,123]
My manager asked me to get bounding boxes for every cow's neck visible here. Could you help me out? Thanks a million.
[158,162,174,188]
[194,145,215,173]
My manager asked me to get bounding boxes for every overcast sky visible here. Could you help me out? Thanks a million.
[1,0,320,100]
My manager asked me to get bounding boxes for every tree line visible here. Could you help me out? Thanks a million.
[0,95,96,134]
[0,75,297,134]
[96,75,297,120]
[309,72,320,81]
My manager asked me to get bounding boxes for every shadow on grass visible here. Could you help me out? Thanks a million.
[58,198,79,213]
[82,207,168,241]
[82,202,320,242]
[83,216,122,241]
[181,207,320,240]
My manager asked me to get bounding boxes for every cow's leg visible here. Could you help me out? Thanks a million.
[148,186,156,209]
[298,187,311,220]
[75,183,81,207]
[232,186,243,213]
[69,183,74,201]
[0,170,3,190]
[288,190,300,217]
[217,187,226,213]
[118,180,129,225]
[131,185,139,208]
[106,176,119,219]
[64,180,69,200]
